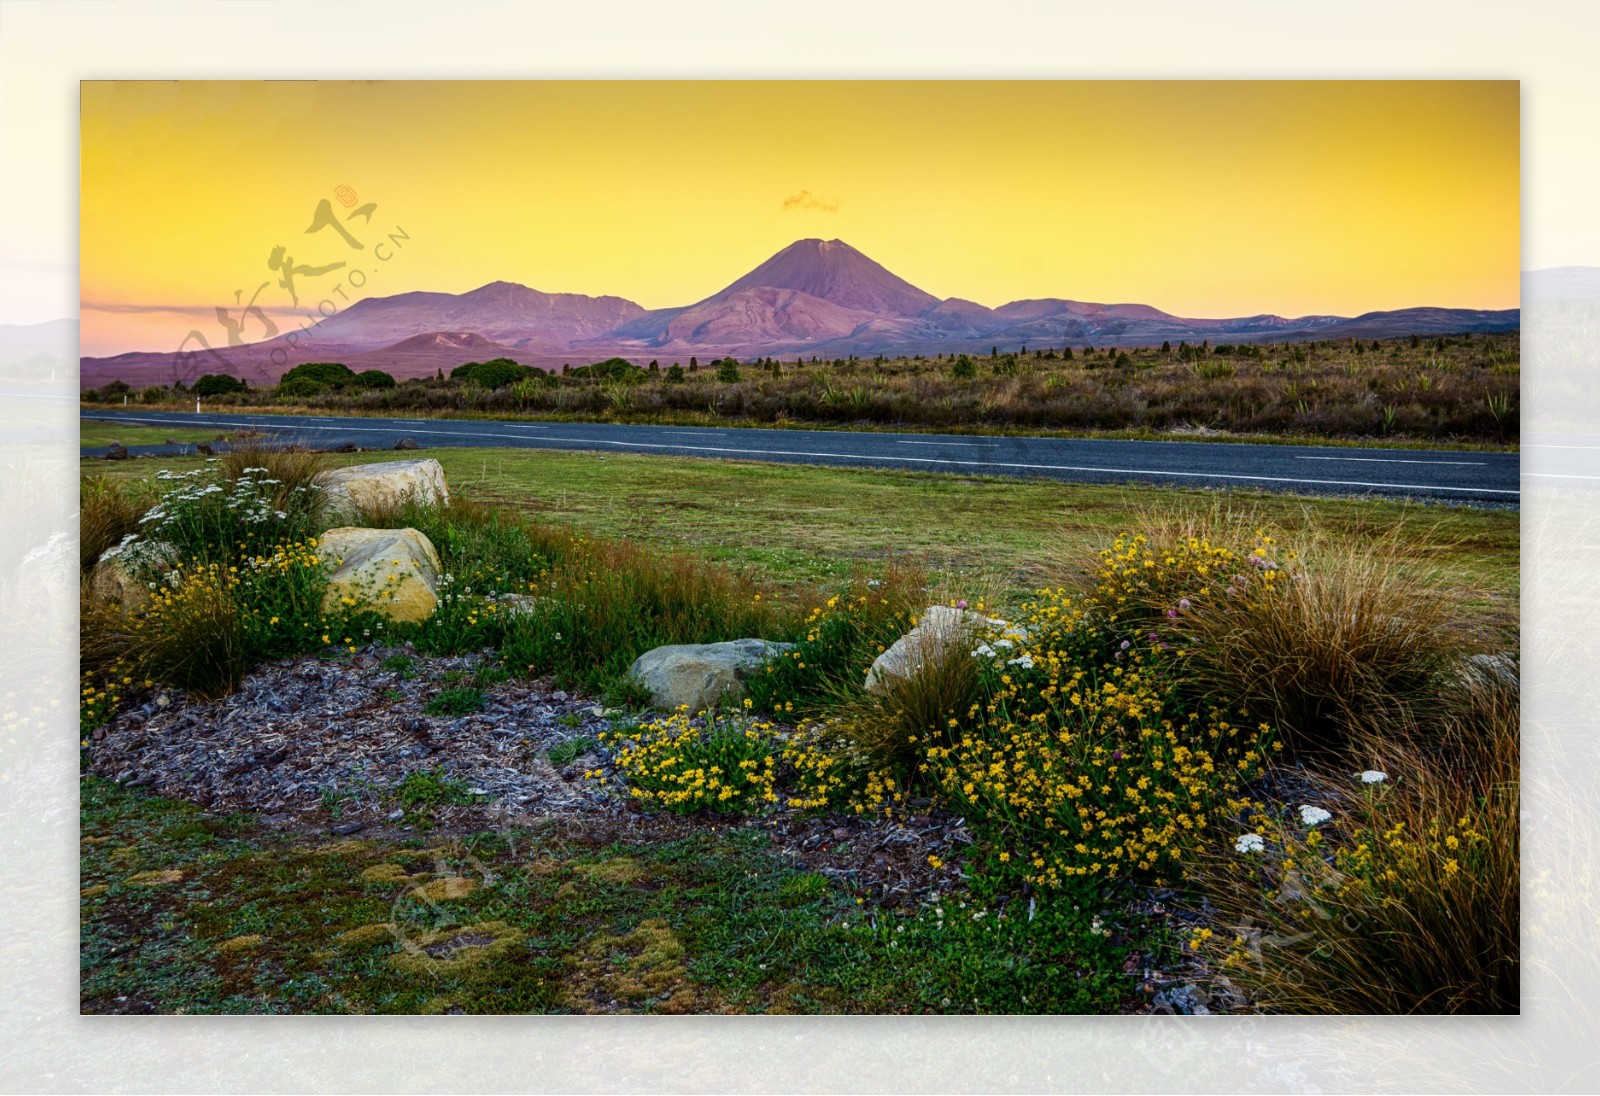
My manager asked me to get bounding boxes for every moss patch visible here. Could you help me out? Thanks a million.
[411,876,478,902]
[388,921,522,977]
[572,857,646,886]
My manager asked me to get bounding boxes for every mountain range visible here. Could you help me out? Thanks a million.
[79,238,1521,386]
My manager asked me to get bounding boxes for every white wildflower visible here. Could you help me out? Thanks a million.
[1006,654,1035,670]
[1235,833,1266,854]
[1359,770,1387,784]
[1298,804,1332,827]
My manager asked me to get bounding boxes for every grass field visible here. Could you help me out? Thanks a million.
[79,421,233,448]
[86,446,1521,639]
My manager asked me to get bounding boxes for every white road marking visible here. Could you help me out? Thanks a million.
[896,440,1002,448]
[1295,456,1485,466]
[83,413,1518,497]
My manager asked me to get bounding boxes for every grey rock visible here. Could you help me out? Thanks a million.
[627,638,795,714]
[864,605,997,693]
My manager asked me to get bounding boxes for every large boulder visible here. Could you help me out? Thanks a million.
[317,459,449,522]
[864,604,1008,693]
[316,526,442,623]
[628,639,794,715]
[87,540,178,613]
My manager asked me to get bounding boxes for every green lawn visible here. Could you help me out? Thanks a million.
[89,445,1520,639]
[80,420,230,448]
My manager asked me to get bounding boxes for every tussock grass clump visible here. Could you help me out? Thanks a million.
[1049,507,1471,757]
[218,443,328,523]
[80,475,152,572]
[122,564,250,701]
[1188,690,1519,1013]
[364,492,796,691]
[1169,536,1466,757]
[831,615,984,774]
[496,536,789,690]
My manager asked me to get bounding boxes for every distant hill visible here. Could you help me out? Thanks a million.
[79,239,1521,387]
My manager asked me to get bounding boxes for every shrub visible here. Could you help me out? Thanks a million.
[451,358,530,389]
[744,566,925,717]
[351,369,397,389]
[219,443,327,523]
[716,359,741,383]
[193,373,247,397]
[828,613,984,774]
[128,462,321,566]
[949,355,976,379]
[281,361,355,388]
[275,375,325,399]
[595,707,779,814]
[569,357,644,383]
[122,562,250,700]
[778,721,897,814]
[1162,535,1464,756]
[926,595,1275,898]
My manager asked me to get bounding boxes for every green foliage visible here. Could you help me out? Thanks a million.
[193,373,247,397]
[350,369,397,389]
[127,464,321,567]
[424,686,487,716]
[569,357,646,384]
[451,358,531,389]
[379,653,417,678]
[716,359,741,383]
[274,375,325,399]
[389,767,480,827]
[547,736,597,766]
[281,361,356,388]
[78,779,1138,1015]
[79,475,154,571]
[949,354,976,379]
[597,708,779,814]
[745,569,924,718]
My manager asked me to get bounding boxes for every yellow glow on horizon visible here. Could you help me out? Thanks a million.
[80,80,1518,355]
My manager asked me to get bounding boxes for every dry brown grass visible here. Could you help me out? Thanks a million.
[79,475,151,572]
[1190,664,1519,1013]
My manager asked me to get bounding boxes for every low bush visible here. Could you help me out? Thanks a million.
[595,707,779,814]
[744,567,925,717]
[924,591,1275,899]
[1160,535,1464,757]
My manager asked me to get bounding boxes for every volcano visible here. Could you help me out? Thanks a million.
[80,239,1521,387]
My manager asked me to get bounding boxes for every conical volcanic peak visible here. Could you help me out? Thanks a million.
[715,238,940,317]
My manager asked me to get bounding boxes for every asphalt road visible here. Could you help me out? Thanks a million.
[80,409,1524,505]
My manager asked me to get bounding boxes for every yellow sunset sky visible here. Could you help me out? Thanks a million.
[79,80,1518,356]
